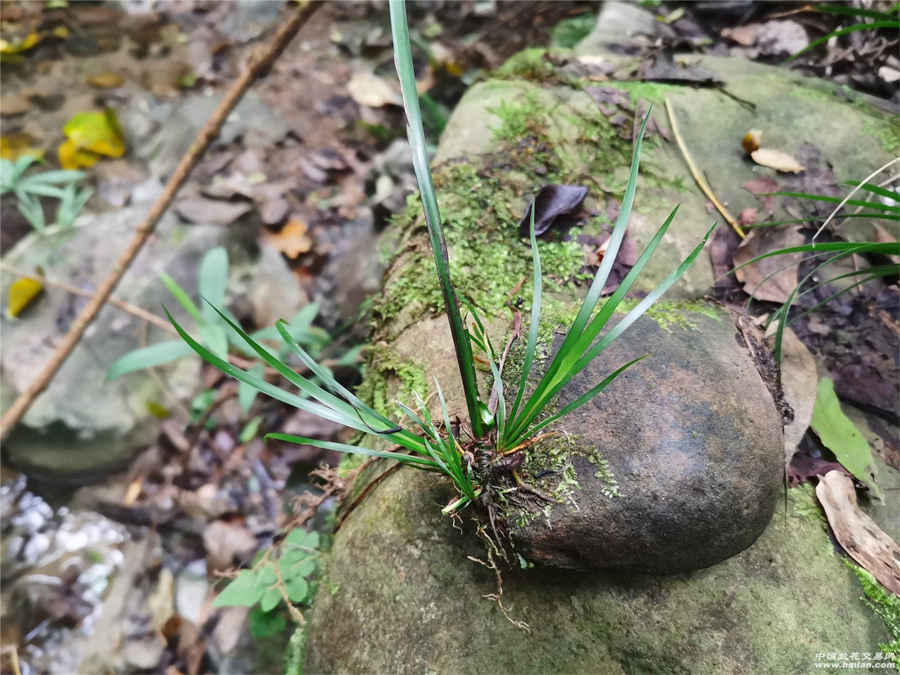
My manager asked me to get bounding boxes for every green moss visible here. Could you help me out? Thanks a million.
[357,344,427,420]
[616,298,723,332]
[606,80,682,105]
[493,48,561,82]
[846,560,900,668]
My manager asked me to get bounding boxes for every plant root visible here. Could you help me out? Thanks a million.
[468,541,531,633]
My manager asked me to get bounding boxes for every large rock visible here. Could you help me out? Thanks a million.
[306,472,887,674]
[508,307,781,573]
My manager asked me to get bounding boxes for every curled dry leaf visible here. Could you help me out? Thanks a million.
[733,226,804,304]
[265,218,313,259]
[751,148,806,174]
[518,184,588,237]
[816,470,900,596]
[7,276,43,317]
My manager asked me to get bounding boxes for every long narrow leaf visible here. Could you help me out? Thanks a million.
[266,434,438,469]
[519,356,647,442]
[508,221,717,443]
[390,0,484,437]
[773,191,900,214]
[509,202,542,423]
[107,339,194,379]
[539,111,652,393]
[167,308,416,442]
[849,181,900,203]
[161,273,203,323]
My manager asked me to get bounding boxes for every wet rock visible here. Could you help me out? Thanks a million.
[508,307,782,572]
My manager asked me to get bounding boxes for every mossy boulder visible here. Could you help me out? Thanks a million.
[508,306,781,573]
[307,475,886,674]
[305,7,897,670]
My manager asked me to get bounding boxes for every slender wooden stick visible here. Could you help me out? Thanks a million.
[664,97,746,240]
[0,1,319,439]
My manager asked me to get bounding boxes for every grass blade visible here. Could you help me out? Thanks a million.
[266,434,438,469]
[521,356,647,440]
[107,339,194,379]
[390,0,484,437]
[161,273,203,323]
[509,202,542,423]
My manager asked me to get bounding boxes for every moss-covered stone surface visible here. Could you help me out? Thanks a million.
[306,11,898,671]
[306,473,887,674]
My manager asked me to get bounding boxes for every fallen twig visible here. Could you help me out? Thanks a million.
[0,0,320,440]
[664,97,746,240]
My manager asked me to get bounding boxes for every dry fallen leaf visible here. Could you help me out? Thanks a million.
[87,72,125,88]
[751,148,806,174]
[266,218,313,259]
[872,224,900,264]
[733,226,805,304]
[816,470,900,596]
[741,129,761,154]
[7,276,43,317]
[778,327,818,466]
[1,132,42,160]
[346,72,401,108]
[59,109,126,169]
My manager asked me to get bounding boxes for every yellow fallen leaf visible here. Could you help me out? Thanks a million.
[741,129,761,154]
[266,219,313,259]
[1,132,42,160]
[86,72,124,88]
[146,400,171,419]
[62,109,125,158]
[58,138,102,170]
[7,276,43,317]
[0,32,42,55]
[750,148,805,173]
[52,26,69,39]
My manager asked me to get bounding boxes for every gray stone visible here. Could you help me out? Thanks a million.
[509,307,782,573]
[1,203,298,478]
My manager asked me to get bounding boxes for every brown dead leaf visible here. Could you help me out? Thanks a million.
[721,24,759,47]
[743,176,779,214]
[778,327,818,465]
[733,226,804,304]
[739,207,759,227]
[346,71,401,108]
[174,198,251,225]
[87,72,125,88]
[816,470,900,595]
[873,224,900,264]
[266,218,313,259]
[751,148,806,174]
[203,520,257,572]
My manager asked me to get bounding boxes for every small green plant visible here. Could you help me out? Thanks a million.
[212,528,320,633]
[170,0,713,516]
[108,246,333,415]
[0,155,92,231]
[733,167,900,363]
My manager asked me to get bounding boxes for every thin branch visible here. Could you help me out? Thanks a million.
[664,97,746,240]
[0,0,320,439]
